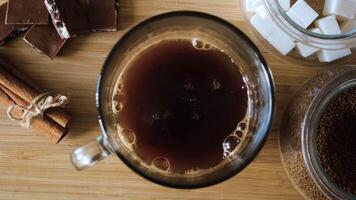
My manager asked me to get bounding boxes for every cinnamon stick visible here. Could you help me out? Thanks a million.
[0,56,39,90]
[0,87,15,105]
[0,83,71,129]
[0,88,67,143]
[0,65,71,127]
[0,84,28,107]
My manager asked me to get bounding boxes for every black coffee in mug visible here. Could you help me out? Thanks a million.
[113,39,249,173]
[72,12,274,188]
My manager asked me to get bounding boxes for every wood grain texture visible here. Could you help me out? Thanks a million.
[0,0,355,199]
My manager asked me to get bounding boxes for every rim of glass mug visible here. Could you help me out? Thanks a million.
[73,11,275,189]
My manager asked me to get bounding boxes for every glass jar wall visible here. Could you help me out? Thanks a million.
[279,66,356,200]
[241,0,356,66]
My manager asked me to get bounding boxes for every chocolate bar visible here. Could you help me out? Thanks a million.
[6,0,49,25]
[86,0,118,31]
[0,3,28,45]
[44,0,90,39]
[23,25,67,59]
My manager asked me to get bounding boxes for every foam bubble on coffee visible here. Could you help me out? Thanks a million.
[222,119,249,159]
[151,156,171,172]
[112,83,124,113]
[223,134,241,158]
[116,126,136,151]
[192,38,215,50]
[112,101,123,113]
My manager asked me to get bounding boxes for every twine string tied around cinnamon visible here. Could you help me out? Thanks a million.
[6,93,68,128]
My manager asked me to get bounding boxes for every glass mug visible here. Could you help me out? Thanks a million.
[71,11,275,188]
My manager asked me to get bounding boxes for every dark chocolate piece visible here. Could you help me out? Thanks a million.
[6,0,49,25]
[23,25,67,59]
[0,3,28,45]
[44,0,90,39]
[86,0,118,31]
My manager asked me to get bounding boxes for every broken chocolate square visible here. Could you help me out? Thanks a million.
[44,0,90,39]
[0,3,28,45]
[86,0,118,31]
[23,25,67,59]
[6,0,49,25]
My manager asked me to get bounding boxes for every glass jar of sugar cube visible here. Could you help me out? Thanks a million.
[242,0,356,65]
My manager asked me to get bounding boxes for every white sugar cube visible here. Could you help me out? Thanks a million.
[255,6,269,18]
[278,0,291,11]
[246,0,264,13]
[323,0,356,21]
[267,29,295,55]
[296,28,321,57]
[251,6,295,55]
[250,7,278,38]
[341,19,356,33]
[317,49,352,62]
[287,0,319,28]
[315,15,352,62]
[315,15,341,35]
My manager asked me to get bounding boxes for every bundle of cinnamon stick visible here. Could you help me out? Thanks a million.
[0,56,71,143]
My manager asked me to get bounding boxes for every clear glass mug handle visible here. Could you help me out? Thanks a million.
[71,136,112,170]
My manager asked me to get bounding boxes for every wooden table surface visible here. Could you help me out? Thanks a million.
[0,1,355,199]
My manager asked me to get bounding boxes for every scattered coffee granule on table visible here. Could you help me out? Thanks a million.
[317,87,356,195]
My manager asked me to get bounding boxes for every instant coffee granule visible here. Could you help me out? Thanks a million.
[280,72,332,200]
[279,68,351,200]
[317,87,356,194]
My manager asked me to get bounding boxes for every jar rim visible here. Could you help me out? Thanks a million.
[264,0,356,49]
[302,66,356,200]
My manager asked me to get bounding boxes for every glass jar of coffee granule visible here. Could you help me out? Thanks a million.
[280,65,356,200]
